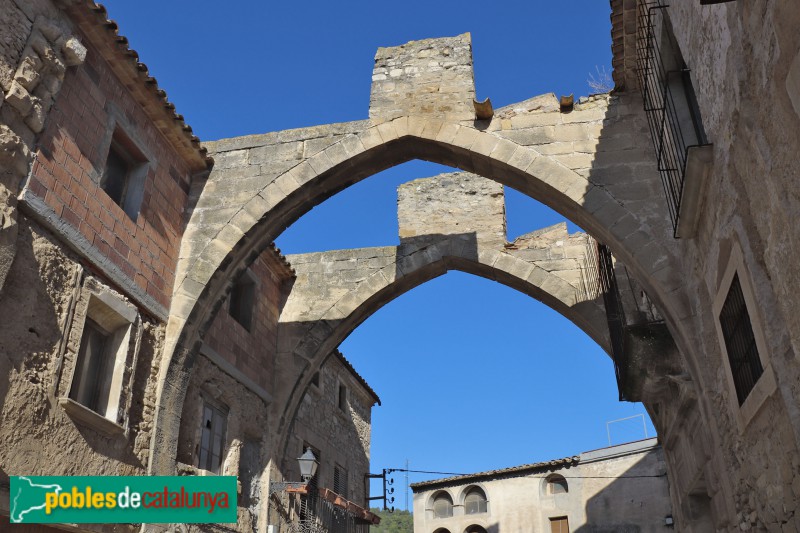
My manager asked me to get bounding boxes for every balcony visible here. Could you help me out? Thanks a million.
[636,0,713,238]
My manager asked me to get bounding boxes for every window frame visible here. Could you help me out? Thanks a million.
[60,279,141,437]
[431,491,454,519]
[99,124,150,222]
[546,474,569,495]
[197,396,229,475]
[337,381,348,412]
[463,486,488,515]
[549,515,570,533]
[333,463,348,497]
[712,242,776,431]
[228,269,258,332]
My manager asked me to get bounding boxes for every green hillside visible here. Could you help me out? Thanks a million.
[369,508,413,533]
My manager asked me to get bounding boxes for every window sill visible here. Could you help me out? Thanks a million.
[676,144,713,238]
[176,462,218,476]
[59,398,125,437]
[736,363,777,433]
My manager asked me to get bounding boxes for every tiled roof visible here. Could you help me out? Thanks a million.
[64,1,213,171]
[409,455,579,491]
[266,242,295,278]
[334,350,381,406]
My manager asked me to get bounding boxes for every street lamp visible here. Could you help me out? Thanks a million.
[269,447,319,495]
[298,447,319,482]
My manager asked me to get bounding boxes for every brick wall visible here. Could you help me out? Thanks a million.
[203,249,288,394]
[25,33,192,313]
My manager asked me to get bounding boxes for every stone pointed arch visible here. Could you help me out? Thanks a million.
[148,39,688,475]
[273,226,610,451]
[151,109,680,472]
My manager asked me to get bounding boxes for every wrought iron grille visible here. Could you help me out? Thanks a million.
[718,274,763,406]
[636,0,709,236]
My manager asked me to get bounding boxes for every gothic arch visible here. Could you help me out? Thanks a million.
[274,234,609,448]
[148,99,687,474]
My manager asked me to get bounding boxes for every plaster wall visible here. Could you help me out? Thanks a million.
[0,217,162,533]
[412,440,671,533]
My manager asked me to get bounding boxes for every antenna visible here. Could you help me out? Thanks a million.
[606,414,648,445]
[404,459,409,511]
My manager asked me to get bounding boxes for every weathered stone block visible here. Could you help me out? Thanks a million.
[14,54,42,90]
[62,36,86,66]
[5,80,33,114]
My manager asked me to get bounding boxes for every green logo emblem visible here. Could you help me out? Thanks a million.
[10,476,237,524]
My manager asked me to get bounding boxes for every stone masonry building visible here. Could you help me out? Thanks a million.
[411,438,672,533]
[1,0,800,532]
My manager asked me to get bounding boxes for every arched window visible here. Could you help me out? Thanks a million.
[464,487,488,514]
[433,529,452,533]
[466,527,487,533]
[433,492,454,518]
[547,474,568,495]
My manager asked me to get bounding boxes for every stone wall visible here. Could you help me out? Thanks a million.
[283,353,375,505]
[0,0,86,293]
[398,172,506,245]
[370,33,475,123]
[632,3,800,531]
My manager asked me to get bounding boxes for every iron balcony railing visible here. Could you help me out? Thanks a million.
[584,238,629,401]
[595,242,629,401]
[636,0,710,236]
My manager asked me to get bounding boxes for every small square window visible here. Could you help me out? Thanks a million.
[229,270,256,331]
[198,400,228,474]
[100,128,148,221]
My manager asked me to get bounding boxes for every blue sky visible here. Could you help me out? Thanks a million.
[102,0,655,509]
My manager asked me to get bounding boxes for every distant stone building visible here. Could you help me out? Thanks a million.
[411,439,672,533]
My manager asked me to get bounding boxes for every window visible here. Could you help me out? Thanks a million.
[333,464,348,496]
[432,492,453,518]
[550,516,569,533]
[229,270,256,331]
[100,127,148,221]
[636,1,711,237]
[713,243,776,429]
[198,400,227,474]
[464,487,487,514]
[718,273,763,405]
[547,474,569,495]
[61,284,139,435]
[311,372,320,388]
[338,383,347,411]
[466,527,487,533]
[70,319,113,414]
